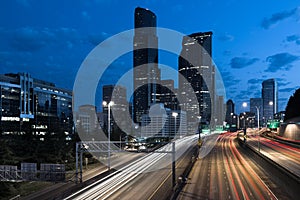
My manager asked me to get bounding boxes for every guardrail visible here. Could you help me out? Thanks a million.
[237,135,300,198]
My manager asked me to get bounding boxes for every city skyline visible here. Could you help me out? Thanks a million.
[0,0,299,113]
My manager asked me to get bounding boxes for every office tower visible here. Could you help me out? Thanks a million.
[158,79,178,111]
[102,85,127,138]
[133,7,160,123]
[262,79,278,123]
[215,95,225,127]
[0,73,73,136]
[178,31,213,131]
[250,98,263,126]
[225,99,235,124]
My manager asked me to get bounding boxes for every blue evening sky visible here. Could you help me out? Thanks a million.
[0,0,299,113]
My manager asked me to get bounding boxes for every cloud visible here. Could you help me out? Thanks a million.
[279,87,297,93]
[218,34,234,42]
[247,78,264,85]
[4,27,84,52]
[261,7,299,29]
[265,52,299,72]
[286,34,300,45]
[10,27,51,51]
[276,78,291,87]
[230,57,259,69]
[223,50,231,56]
[237,90,253,99]
[220,71,241,88]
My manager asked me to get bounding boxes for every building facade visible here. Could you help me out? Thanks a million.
[133,7,160,123]
[102,85,129,140]
[262,79,278,124]
[140,104,187,139]
[225,99,235,125]
[250,98,263,127]
[0,73,73,137]
[178,31,214,132]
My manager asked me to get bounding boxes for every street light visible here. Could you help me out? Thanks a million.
[242,102,247,129]
[255,106,261,152]
[197,116,202,141]
[172,112,178,138]
[103,100,114,170]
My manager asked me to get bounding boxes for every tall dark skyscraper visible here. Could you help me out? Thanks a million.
[133,7,160,123]
[262,79,278,123]
[178,32,213,130]
[225,99,235,124]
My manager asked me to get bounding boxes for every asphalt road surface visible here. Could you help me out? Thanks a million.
[178,132,280,200]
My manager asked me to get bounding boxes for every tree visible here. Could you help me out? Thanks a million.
[285,88,300,121]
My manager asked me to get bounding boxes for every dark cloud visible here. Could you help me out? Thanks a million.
[218,34,234,42]
[247,85,259,92]
[276,78,291,87]
[253,91,261,97]
[5,27,83,52]
[220,71,241,88]
[236,90,253,100]
[261,7,299,29]
[265,52,299,72]
[10,27,51,51]
[286,34,300,45]
[230,57,259,69]
[279,87,297,93]
[223,50,231,56]
[247,78,264,85]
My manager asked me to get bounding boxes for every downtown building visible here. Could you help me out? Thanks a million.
[262,79,278,125]
[102,85,128,140]
[141,104,187,139]
[178,32,215,132]
[0,73,73,137]
[133,7,160,123]
[250,98,263,127]
[225,99,235,124]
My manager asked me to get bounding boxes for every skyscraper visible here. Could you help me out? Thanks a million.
[133,7,160,123]
[102,85,127,137]
[262,79,278,123]
[178,31,213,131]
[225,99,235,125]
[250,98,262,126]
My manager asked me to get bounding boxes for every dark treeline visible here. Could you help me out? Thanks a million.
[285,88,300,121]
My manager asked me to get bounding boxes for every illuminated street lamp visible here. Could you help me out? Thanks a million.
[172,112,178,138]
[242,102,247,129]
[103,100,114,170]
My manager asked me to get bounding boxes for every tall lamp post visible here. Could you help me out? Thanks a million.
[197,116,202,141]
[103,101,114,170]
[172,112,178,138]
[242,102,247,129]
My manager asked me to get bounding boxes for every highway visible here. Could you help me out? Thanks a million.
[178,132,282,200]
[64,135,198,200]
[247,130,300,177]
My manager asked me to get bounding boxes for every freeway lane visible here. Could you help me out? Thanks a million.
[178,132,280,200]
[65,135,198,200]
[247,131,300,177]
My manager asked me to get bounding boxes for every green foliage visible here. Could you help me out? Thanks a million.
[285,88,300,121]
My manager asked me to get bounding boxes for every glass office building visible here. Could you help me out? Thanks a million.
[0,73,73,136]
